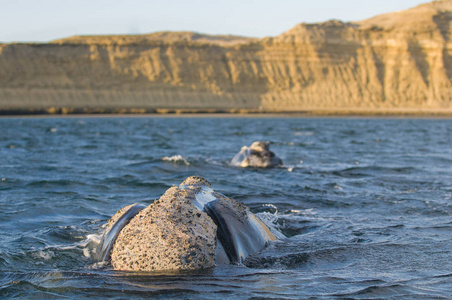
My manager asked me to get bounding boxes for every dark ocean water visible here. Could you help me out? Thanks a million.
[0,116,451,299]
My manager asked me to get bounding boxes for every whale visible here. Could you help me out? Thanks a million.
[231,141,283,168]
[95,203,146,262]
[94,176,279,271]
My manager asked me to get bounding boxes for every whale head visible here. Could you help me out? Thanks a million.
[231,141,284,168]
[94,176,279,271]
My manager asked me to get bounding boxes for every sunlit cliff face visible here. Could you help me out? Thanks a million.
[0,1,451,115]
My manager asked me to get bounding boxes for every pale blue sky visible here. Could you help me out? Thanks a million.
[0,0,428,43]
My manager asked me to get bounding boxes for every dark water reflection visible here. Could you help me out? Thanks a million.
[0,116,451,298]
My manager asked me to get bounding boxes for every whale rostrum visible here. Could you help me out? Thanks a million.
[95,176,278,271]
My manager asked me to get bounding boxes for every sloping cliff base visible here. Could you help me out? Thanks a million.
[2,106,450,117]
[1,1,452,116]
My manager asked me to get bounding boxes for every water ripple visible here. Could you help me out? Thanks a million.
[0,117,451,298]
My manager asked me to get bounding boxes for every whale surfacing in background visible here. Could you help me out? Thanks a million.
[94,176,278,271]
[231,141,283,168]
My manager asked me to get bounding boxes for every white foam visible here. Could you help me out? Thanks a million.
[78,233,103,259]
[293,131,314,136]
[33,250,55,260]
[256,212,286,239]
[87,261,108,269]
[162,155,190,165]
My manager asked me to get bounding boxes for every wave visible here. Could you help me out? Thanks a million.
[161,155,190,166]
[25,179,88,188]
[80,233,103,260]
[293,131,314,136]
[329,166,419,178]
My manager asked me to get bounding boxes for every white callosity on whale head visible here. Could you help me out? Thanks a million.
[178,179,231,265]
[111,186,217,271]
[231,141,284,168]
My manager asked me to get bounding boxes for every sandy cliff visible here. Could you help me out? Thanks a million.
[1,0,451,115]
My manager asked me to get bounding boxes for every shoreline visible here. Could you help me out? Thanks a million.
[1,108,451,119]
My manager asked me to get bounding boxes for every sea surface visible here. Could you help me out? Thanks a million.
[0,116,451,299]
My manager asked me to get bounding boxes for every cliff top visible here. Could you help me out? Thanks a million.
[51,31,256,46]
[271,0,452,43]
[5,1,452,47]
[356,0,452,32]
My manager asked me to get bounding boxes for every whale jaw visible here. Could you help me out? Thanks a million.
[204,197,276,264]
[95,203,146,262]
[180,180,277,264]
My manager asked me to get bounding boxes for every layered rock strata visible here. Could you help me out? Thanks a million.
[1,1,451,114]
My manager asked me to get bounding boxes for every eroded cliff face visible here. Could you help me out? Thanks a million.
[0,0,451,114]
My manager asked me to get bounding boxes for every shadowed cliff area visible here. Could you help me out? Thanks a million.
[1,0,451,115]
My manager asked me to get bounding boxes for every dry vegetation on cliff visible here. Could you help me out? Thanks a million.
[0,0,451,115]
